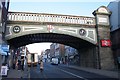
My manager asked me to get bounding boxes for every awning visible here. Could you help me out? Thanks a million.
[0,45,7,55]
[1,44,9,52]
[0,48,7,55]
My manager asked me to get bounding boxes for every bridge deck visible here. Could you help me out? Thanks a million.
[8,12,95,26]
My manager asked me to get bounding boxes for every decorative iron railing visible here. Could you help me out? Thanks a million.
[8,12,95,25]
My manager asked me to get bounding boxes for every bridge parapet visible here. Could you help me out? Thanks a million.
[8,12,95,25]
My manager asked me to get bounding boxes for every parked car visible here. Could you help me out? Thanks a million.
[51,58,58,65]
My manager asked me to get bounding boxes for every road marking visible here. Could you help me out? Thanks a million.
[59,69,88,80]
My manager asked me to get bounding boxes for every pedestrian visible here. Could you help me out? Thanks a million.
[12,59,16,69]
[21,58,24,71]
[40,60,43,72]
[16,59,18,69]
[17,59,21,70]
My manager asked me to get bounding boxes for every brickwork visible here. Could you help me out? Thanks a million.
[98,26,115,70]
[79,45,97,68]
[92,6,116,70]
[97,10,114,69]
[76,23,116,70]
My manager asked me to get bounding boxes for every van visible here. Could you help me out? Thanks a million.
[27,53,38,67]
[51,58,58,65]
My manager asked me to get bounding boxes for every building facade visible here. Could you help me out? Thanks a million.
[0,0,9,44]
[54,43,60,58]
[54,43,65,62]
[107,1,120,68]
[49,43,79,64]
[50,43,55,58]
[64,46,79,65]
[44,49,50,62]
[50,43,65,63]
[0,0,9,77]
[0,0,10,55]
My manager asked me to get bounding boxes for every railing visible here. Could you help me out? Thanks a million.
[8,12,95,25]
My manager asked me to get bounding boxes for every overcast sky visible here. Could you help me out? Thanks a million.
[9,0,114,55]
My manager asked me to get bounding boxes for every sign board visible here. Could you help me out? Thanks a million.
[1,44,9,52]
[1,66,8,76]
[100,39,111,47]
[98,17,107,23]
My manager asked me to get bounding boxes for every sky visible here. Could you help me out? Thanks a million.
[26,43,51,55]
[8,0,115,55]
[9,2,111,17]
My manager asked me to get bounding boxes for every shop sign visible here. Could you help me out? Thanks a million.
[1,66,8,76]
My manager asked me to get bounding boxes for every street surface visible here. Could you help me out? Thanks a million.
[28,63,117,80]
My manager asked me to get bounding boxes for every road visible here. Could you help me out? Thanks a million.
[28,63,117,80]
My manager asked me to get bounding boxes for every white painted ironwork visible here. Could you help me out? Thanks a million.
[8,12,95,25]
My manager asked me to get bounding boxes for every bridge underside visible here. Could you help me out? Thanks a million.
[7,33,98,68]
[7,33,94,49]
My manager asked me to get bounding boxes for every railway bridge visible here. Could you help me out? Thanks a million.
[5,6,115,70]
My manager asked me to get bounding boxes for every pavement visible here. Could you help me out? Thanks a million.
[5,69,24,78]
[1,64,30,79]
[1,63,120,79]
[59,64,120,79]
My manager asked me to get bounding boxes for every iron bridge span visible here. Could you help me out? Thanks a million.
[6,12,97,48]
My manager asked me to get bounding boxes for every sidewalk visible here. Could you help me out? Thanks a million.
[7,69,23,78]
[3,68,29,79]
[2,64,30,79]
[59,64,119,79]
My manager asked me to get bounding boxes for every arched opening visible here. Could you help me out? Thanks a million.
[7,33,95,49]
[4,33,98,79]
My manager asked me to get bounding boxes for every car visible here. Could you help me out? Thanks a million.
[51,58,59,65]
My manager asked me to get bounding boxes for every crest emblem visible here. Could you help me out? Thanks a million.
[13,26,21,33]
[47,25,54,32]
[79,29,86,36]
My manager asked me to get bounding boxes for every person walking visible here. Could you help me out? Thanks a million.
[40,60,43,72]
[21,58,24,71]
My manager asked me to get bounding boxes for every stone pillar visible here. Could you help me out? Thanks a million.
[93,6,115,70]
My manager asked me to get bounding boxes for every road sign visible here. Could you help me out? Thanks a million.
[100,39,111,47]
[1,66,8,76]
